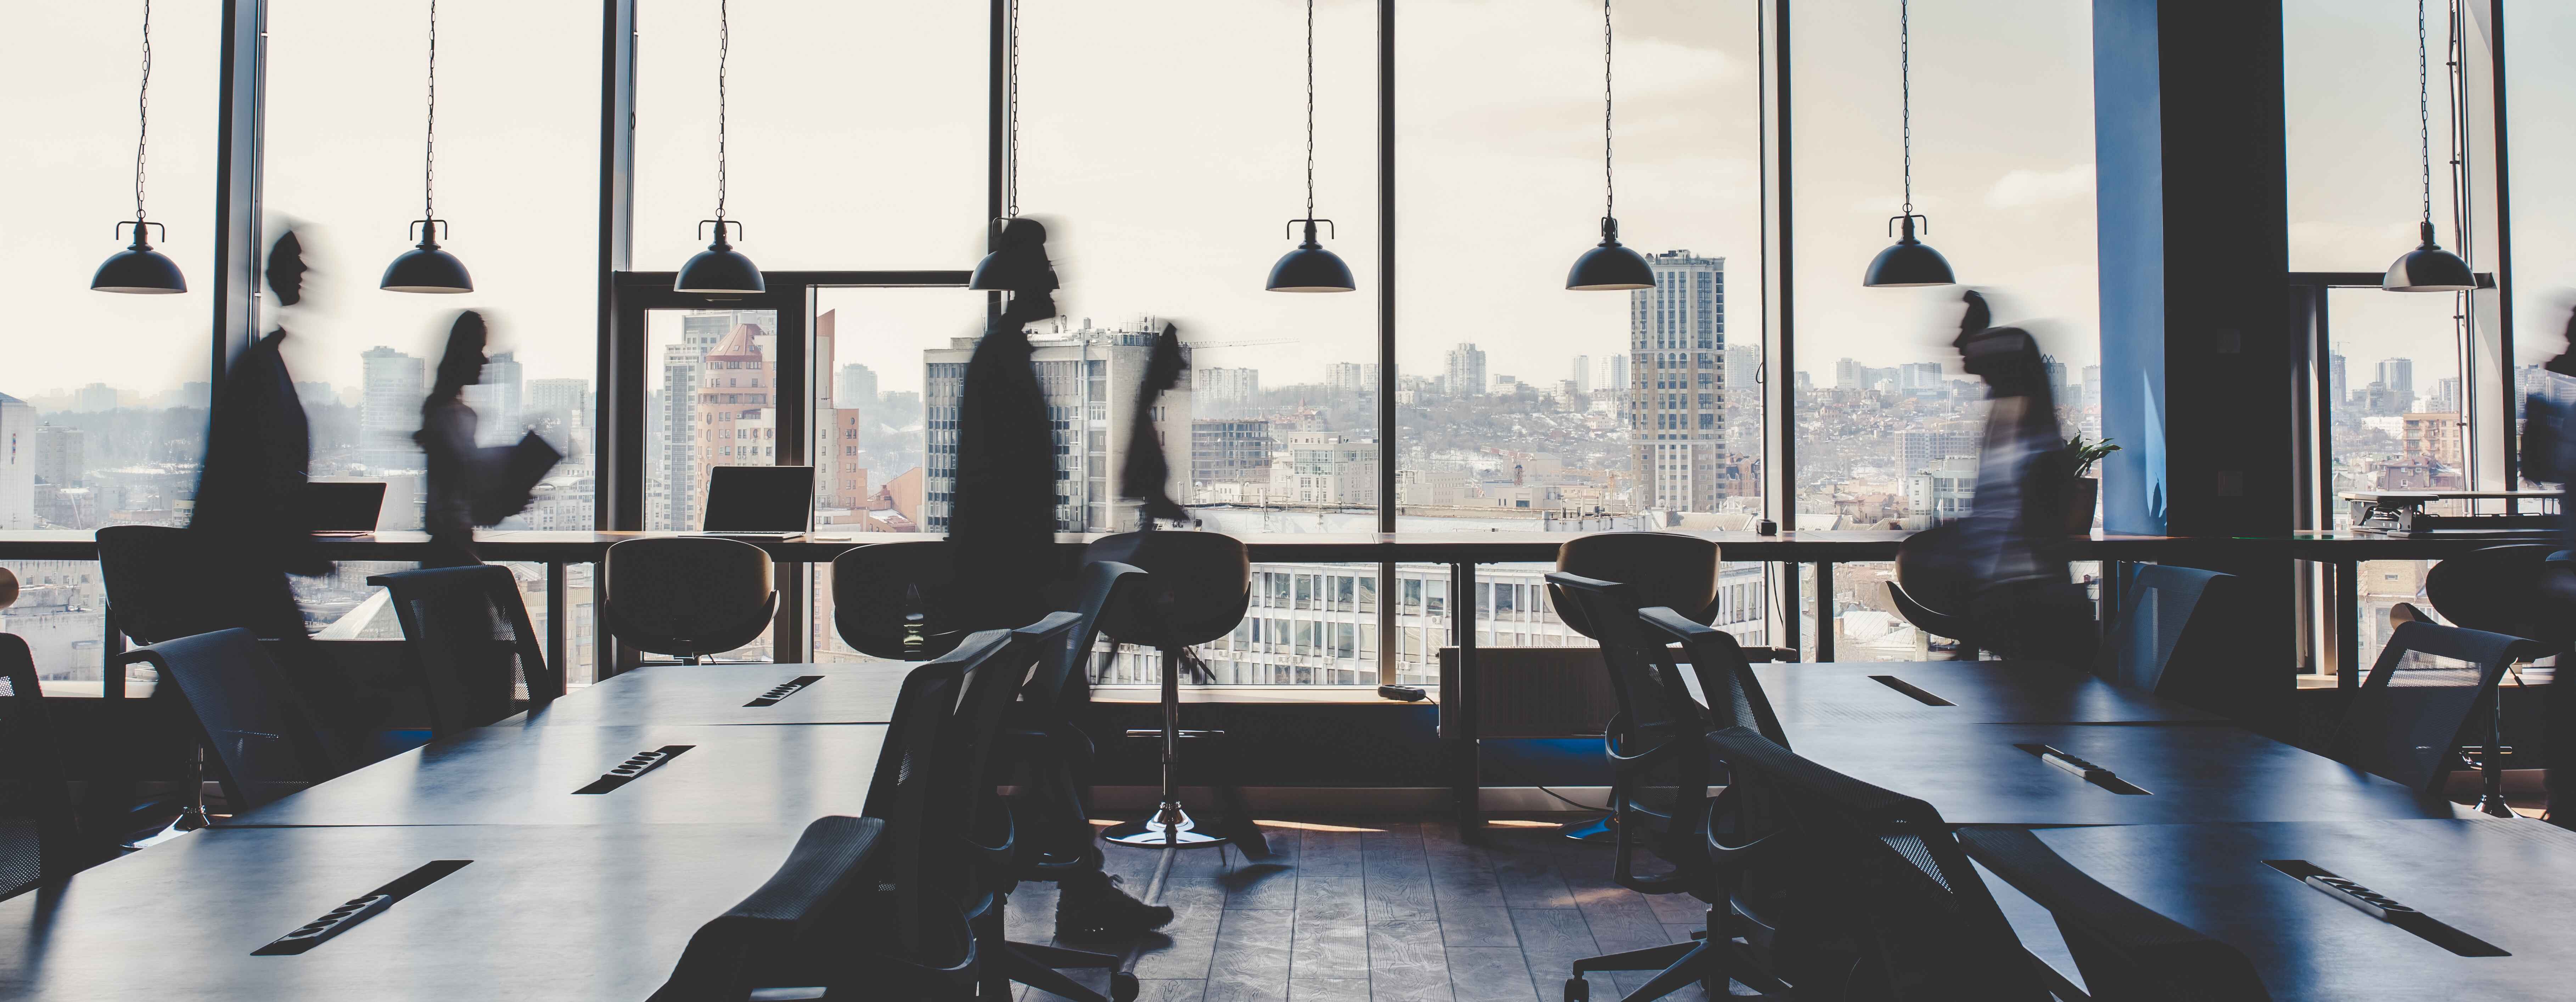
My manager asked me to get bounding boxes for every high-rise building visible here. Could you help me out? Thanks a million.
[1191,418,1273,486]
[1898,362,1946,393]
[74,383,119,413]
[464,351,523,446]
[1571,355,1593,394]
[1628,251,1731,513]
[1444,343,1488,397]
[526,378,590,427]
[1270,433,1378,506]
[922,317,1192,533]
[33,425,83,488]
[1594,353,1628,401]
[837,363,879,411]
[1194,366,1260,411]
[1324,361,1378,395]
[2041,355,2068,398]
[2081,364,2103,407]
[692,323,780,517]
[652,310,769,530]
[360,346,426,470]
[0,394,33,530]
[2377,358,2415,402]
[2425,376,2464,416]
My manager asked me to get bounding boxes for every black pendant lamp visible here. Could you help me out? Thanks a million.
[1267,0,1353,293]
[2384,0,2473,293]
[1567,0,1652,291]
[92,0,185,294]
[676,0,764,294]
[1862,0,1955,288]
[381,0,472,293]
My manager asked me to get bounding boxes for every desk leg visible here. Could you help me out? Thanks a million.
[1814,562,1836,663]
[545,561,569,682]
[102,605,125,699]
[1777,561,1801,660]
[2334,559,2360,689]
[1447,560,1481,840]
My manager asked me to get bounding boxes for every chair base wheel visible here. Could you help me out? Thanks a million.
[1560,812,1618,843]
[1111,972,1140,1002]
[1564,976,1589,1002]
[1103,803,1230,850]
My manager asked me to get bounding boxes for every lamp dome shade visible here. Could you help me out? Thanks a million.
[969,216,1055,292]
[1566,218,1654,291]
[676,243,766,294]
[1267,245,1355,292]
[1862,240,1956,287]
[91,243,187,294]
[2383,223,2474,292]
[380,243,474,293]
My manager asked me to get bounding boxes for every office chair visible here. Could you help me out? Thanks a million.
[602,536,780,664]
[647,814,888,1002]
[95,525,285,844]
[1697,727,2052,1002]
[2425,544,2571,646]
[1081,530,1258,852]
[1014,561,1154,872]
[1637,607,1788,748]
[1886,523,1980,657]
[2335,620,2544,817]
[829,540,973,661]
[124,629,339,813]
[367,565,565,736]
[2096,564,2242,714]
[1957,828,2274,1002]
[0,633,90,900]
[1551,572,1752,1002]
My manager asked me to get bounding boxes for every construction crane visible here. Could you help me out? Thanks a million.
[1181,338,1293,350]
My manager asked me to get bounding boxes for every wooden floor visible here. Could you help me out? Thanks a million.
[1008,814,1733,1002]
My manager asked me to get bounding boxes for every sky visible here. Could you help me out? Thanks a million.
[3,0,2570,405]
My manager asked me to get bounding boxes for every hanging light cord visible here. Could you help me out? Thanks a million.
[1602,0,1615,220]
[1899,0,1913,215]
[1006,0,1020,218]
[715,0,730,223]
[1304,0,1316,221]
[134,0,152,225]
[2415,0,2431,229]
[422,0,438,227]
[2443,0,2467,247]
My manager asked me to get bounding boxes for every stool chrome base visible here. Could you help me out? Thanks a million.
[1104,802,1230,849]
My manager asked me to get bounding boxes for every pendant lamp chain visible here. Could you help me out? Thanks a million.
[1601,0,1615,221]
[1304,0,1316,221]
[1899,0,1913,215]
[423,0,438,225]
[134,0,152,226]
[1006,0,1021,218]
[715,0,730,223]
[2415,0,2431,229]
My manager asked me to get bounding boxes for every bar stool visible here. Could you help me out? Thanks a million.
[1082,530,1253,851]
[1886,523,1980,658]
[2425,544,2569,817]
[601,537,780,664]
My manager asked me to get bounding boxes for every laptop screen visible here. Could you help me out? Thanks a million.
[297,481,387,533]
[701,466,815,532]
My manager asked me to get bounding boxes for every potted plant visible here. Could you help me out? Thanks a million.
[2065,435,2120,534]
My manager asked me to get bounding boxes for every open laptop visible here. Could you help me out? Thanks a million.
[694,465,815,539]
[298,481,388,537]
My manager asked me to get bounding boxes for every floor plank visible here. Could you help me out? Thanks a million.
[1367,921,1453,1002]
[1363,846,1440,924]
[1290,980,1373,1002]
[1134,877,1228,980]
[1292,874,1371,981]
[1205,908,1294,1002]
[1444,946,1543,1002]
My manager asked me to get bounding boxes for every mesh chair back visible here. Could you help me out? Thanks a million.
[1083,531,1250,647]
[1637,607,1787,748]
[1957,828,2273,1002]
[2337,620,2539,796]
[1553,533,1722,636]
[830,541,970,660]
[603,537,779,659]
[1705,727,2049,1001]
[861,630,1016,967]
[961,614,1081,862]
[2425,544,2576,645]
[0,634,82,900]
[367,565,563,735]
[129,628,336,810]
[1025,562,1151,711]
[648,814,888,1002]
[1548,573,1708,880]
[2097,564,2235,703]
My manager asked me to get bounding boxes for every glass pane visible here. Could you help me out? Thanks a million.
[2509,2,2576,490]
[634,1,983,271]
[0,561,111,693]
[644,308,780,532]
[2285,0,2470,273]
[1792,0,2098,531]
[2328,290,2465,512]
[1396,3,1762,531]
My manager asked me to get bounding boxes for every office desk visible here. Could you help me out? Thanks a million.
[226,723,883,827]
[2014,820,2576,1000]
[520,662,910,727]
[1738,661,2224,725]
[1778,720,2466,826]
[0,823,811,1001]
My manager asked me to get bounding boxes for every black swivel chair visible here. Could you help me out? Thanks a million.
[0,633,90,900]
[602,537,780,664]
[2096,564,2242,714]
[1015,560,1154,872]
[830,540,974,661]
[647,815,888,1002]
[1081,530,1257,852]
[1886,523,1980,657]
[1957,828,2274,1002]
[125,629,340,812]
[2335,620,2544,817]
[367,565,566,736]
[1701,727,2052,1001]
